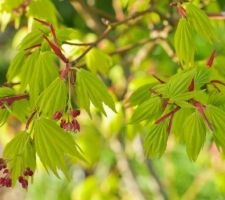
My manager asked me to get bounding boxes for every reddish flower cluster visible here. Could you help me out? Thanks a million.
[18,167,33,189]
[0,158,34,189]
[0,159,11,187]
[53,110,81,132]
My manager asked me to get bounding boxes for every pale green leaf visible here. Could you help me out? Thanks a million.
[130,96,163,123]
[37,77,67,116]
[183,111,206,161]
[144,121,168,158]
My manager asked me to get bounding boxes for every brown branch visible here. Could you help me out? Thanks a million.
[70,6,155,66]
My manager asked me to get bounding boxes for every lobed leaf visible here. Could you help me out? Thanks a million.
[185,3,215,43]
[183,111,206,161]
[144,121,168,159]
[3,132,36,185]
[76,69,116,116]
[33,117,84,178]
[174,18,195,67]
[128,83,153,106]
[37,77,67,116]
[7,51,26,81]
[30,51,58,101]
[130,96,163,123]
[86,48,112,75]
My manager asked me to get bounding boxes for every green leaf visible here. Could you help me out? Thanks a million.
[185,3,215,43]
[3,131,36,185]
[11,99,30,122]
[17,30,44,50]
[205,105,225,148]
[174,18,195,67]
[27,0,59,26]
[33,117,83,178]
[7,51,26,81]
[0,109,9,127]
[194,66,211,88]
[30,51,58,101]
[20,50,40,90]
[128,83,153,106]
[130,96,163,123]
[183,111,206,161]
[0,87,15,97]
[165,70,195,98]
[37,77,67,116]
[76,69,116,116]
[86,48,112,75]
[172,108,194,141]
[144,121,168,158]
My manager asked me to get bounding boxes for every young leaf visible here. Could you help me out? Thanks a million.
[128,83,153,106]
[205,105,225,148]
[33,117,83,178]
[185,3,215,43]
[17,30,44,50]
[76,69,116,116]
[36,77,67,116]
[86,48,112,75]
[20,50,40,90]
[130,96,163,123]
[27,0,59,26]
[144,121,168,158]
[172,108,194,141]
[194,66,211,89]
[183,111,206,161]
[3,132,36,185]
[7,51,26,81]
[30,51,58,101]
[174,18,195,66]
[165,70,195,99]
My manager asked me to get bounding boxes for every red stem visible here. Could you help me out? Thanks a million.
[210,80,225,87]
[25,111,37,130]
[191,99,214,131]
[155,107,180,125]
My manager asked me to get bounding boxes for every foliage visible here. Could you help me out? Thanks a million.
[0,0,225,199]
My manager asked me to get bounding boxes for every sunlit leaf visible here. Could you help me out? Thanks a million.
[144,121,168,158]
[185,3,215,43]
[76,69,116,116]
[174,18,195,66]
[183,111,206,161]
[3,132,36,185]
[33,117,83,178]
[86,48,112,75]
[37,77,67,116]
[130,96,163,123]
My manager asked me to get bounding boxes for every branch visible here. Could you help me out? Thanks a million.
[70,6,155,66]
[155,107,180,125]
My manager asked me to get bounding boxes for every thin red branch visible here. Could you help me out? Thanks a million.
[155,107,180,125]
[191,99,214,131]
[43,35,69,63]
[25,111,37,130]
[210,80,225,87]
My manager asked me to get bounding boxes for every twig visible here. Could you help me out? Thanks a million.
[25,111,37,130]
[70,6,155,66]
[155,107,180,125]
